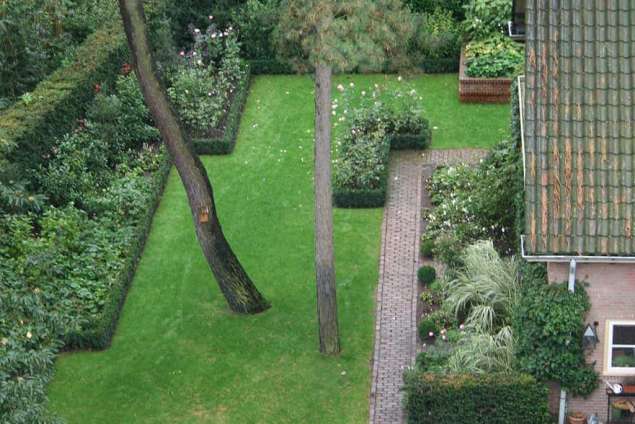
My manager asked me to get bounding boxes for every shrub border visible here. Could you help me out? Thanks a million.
[333,128,431,208]
[192,65,252,155]
[62,157,172,350]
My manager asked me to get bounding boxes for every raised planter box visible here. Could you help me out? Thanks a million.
[459,48,512,104]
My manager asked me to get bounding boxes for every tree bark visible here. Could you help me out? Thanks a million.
[118,0,269,314]
[314,63,340,354]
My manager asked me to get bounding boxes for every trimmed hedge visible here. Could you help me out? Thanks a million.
[248,59,294,75]
[334,127,430,208]
[192,65,252,155]
[419,57,460,74]
[62,158,172,350]
[0,20,128,184]
[403,371,551,424]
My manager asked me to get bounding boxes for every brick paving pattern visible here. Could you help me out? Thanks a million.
[369,148,488,424]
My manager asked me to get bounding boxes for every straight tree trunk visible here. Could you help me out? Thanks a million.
[118,0,269,314]
[314,63,340,355]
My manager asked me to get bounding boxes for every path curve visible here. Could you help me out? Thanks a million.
[369,148,488,424]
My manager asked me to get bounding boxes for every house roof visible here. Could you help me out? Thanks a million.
[523,0,635,256]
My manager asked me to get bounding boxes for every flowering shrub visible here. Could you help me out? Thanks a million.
[168,21,246,133]
[423,137,523,261]
[465,34,524,78]
[333,80,431,206]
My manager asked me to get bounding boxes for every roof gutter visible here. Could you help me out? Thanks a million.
[520,235,635,263]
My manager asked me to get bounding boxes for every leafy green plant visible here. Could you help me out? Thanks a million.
[411,8,462,62]
[463,0,512,39]
[231,0,281,60]
[420,238,434,258]
[415,341,454,372]
[465,34,524,78]
[513,277,599,397]
[418,318,438,339]
[418,266,437,285]
[405,0,468,20]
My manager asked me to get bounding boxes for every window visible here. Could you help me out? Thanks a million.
[607,321,635,375]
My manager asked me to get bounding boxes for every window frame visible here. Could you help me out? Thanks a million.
[605,320,635,376]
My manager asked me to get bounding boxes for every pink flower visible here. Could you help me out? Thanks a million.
[428,331,434,337]
[179,51,185,57]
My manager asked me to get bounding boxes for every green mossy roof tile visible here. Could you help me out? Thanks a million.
[523,0,635,255]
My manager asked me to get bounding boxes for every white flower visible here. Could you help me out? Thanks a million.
[428,331,434,337]
[197,60,203,66]
[192,51,197,56]
[26,331,32,339]
[194,28,201,34]
[211,33,217,39]
[349,82,354,87]
[397,76,403,81]
[208,15,214,20]
[361,91,366,96]
[459,324,465,330]
[337,84,344,92]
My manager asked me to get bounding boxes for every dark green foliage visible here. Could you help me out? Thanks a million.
[411,9,462,74]
[0,0,118,101]
[415,341,454,372]
[248,59,294,75]
[0,269,63,424]
[512,277,599,397]
[418,318,438,339]
[192,66,252,155]
[420,238,434,258]
[231,0,281,61]
[0,20,128,186]
[403,371,551,424]
[404,0,468,20]
[463,0,513,40]
[419,57,460,74]
[418,266,436,285]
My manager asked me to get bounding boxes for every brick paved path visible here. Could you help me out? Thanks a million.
[369,148,488,424]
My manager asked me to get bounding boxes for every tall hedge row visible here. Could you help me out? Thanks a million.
[0,1,172,187]
[403,371,551,424]
[0,21,127,185]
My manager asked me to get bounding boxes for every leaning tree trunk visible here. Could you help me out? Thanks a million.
[118,0,269,314]
[314,63,340,355]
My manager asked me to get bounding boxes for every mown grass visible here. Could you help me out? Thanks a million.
[48,74,509,423]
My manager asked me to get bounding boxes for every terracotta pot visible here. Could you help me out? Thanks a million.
[567,412,586,424]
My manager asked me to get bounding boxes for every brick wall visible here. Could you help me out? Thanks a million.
[548,262,635,422]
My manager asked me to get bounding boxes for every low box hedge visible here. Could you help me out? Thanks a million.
[62,157,172,350]
[419,56,460,74]
[389,128,432,150]
[192,65,252,155]
[403,371,551,424]
[248,59,294,75]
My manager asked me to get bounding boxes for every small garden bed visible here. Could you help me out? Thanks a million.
[459,48,513,103]
[167,22,249,155]
[333,82,431,208]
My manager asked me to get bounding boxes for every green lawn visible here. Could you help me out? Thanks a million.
[48,74,509,423]
[333,73,510,149]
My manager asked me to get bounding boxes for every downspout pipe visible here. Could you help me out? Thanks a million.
[559,259,577,424]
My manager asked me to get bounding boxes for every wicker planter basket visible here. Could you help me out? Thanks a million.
[459,48,513,104]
